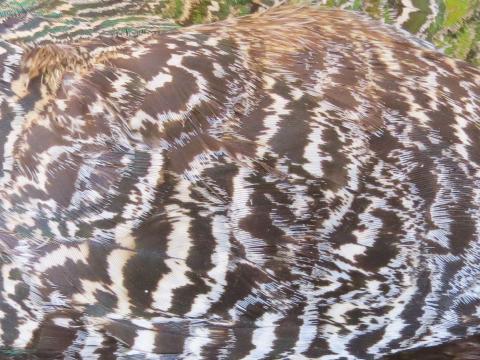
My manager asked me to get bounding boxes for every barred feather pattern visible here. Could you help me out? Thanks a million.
[0,5,479,359]
[0,0,460,44]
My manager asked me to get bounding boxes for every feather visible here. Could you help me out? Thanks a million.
[0,4,479,359]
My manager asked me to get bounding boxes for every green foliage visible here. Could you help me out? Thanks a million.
[444,0,471,27]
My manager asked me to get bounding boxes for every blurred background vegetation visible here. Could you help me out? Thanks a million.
[1,0,479,65]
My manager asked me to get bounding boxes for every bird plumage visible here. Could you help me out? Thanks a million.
[0,4,479,359]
